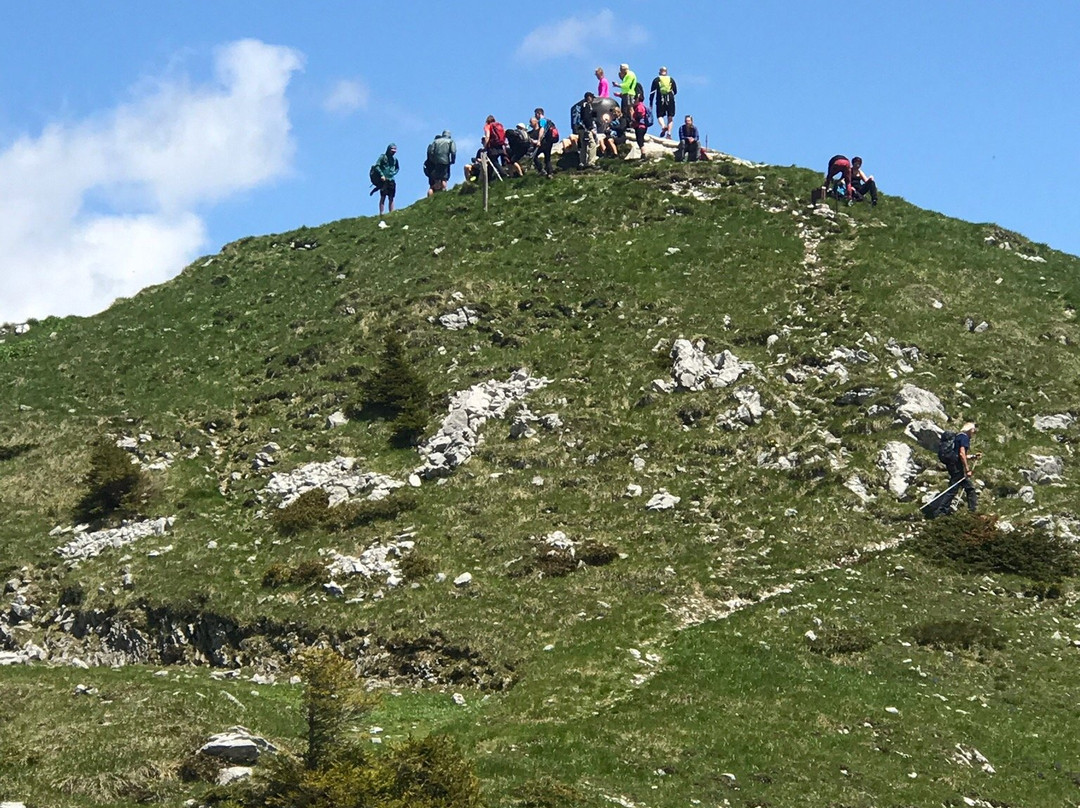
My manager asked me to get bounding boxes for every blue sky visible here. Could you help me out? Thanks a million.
[1,1,1077,322]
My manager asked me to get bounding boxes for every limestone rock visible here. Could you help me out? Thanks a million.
[217,766,254,786]
[199,727,277,764]
[325,410,348,429]
[646,489,680,511]
[894,383,948,424]
[877,441,919,498]
[904,419,944,451]
[1034,413,1074,432]
[55,517,175,563]
[668,339,754,392]
[1022,455,1064,485]
[438,307,479,330]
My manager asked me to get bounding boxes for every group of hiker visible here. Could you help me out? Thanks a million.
[367,62,707,208]
[823,154,879,207]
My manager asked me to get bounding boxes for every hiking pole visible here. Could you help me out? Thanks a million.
[919,476,968,518]
[482,153,489,213]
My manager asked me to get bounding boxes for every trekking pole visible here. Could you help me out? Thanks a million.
[482,153,489,213]
[919,477,968,518]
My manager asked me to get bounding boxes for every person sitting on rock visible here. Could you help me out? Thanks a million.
[676,115,699,162]
[824,154,854,204]
[851,156,879,207]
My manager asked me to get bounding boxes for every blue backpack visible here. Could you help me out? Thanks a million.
[643,106,654,128]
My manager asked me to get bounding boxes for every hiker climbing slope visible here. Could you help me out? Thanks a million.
[930,423,981,517]
[372,143,399,215]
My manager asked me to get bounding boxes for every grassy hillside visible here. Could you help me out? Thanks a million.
[1,155,1079,808]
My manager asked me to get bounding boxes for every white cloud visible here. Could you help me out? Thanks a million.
[0,39,303,323]
[515,9,648,61]
[324,78,370,115]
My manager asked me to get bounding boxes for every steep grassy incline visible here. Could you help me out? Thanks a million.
[1,157,1079,808]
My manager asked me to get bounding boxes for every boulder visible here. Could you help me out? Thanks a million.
[199,727,277,764]
[877,441,919,498]
[1033,414,1074,432]
[894,383,948,424]
[646,489,680,511]
[1022,455,1065,485]
[904,419,944,451]
[217,766,254,786]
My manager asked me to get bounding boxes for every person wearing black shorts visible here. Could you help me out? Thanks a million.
[650,67,678,139]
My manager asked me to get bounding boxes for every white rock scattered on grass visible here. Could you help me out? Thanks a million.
[1034,413,1074,432]
[452,692,467,706]
[199,726,277,764]
[626,484,643,498]
[325,410,348,429]
[438,307,479,331]
[646,489,680,511]
[453,572,473,587]
[325,539,415,585]
[877,441,919,498]
[415,369,551,479]
[217,766,254,786]
[1019,486,1036,504]
[264,457,405,508]
[665,339,754,392]
[1022,454,1065,485]
[951,744,995,774]
[844,475,875,504]
[55,517,175,563]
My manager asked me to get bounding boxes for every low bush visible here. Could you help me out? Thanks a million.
[74,437,153,527]
[327,491,420,530]
[915,512,1078,582]
[271,488,331,535]
[909,619,1004,651]
[262,559,330,589]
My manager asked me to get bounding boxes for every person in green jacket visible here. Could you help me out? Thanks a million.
[374,143,399,215]
[614,63,639,120]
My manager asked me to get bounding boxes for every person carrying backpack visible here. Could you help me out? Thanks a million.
[371,143,399,215]
[533,115,559,177]
[631,96,650,158]
[649,66,678,139]
[929,423,981,517]
[575,92,598,169]
[425,130,456,197]
[483,115,509,170]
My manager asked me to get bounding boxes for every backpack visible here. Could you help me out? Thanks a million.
[430,136,454,166]
[488,122,506,147]
[643,106,654,127]
[937,430,959,463]
[657,75,674,97]
[544,120,559,142]
[569,101,583,131]
[368,165,381,187]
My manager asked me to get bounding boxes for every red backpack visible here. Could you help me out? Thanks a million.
[488,121,506,147]
[544,120,559,142]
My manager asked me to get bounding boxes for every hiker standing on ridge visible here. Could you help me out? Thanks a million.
[631,94,650,158]
[483,115,510,170]
[824,154,854,204]
[614,63,639,120]
[851,156,879,207]
[931,423,981,517]
[595,66,610,97]
[576,92,598,169]
[372,143,399,215]
[425,130,456,197]
[650,66,678,139]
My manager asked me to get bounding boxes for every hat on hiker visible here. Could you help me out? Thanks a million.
[961,422,977,433]
[516,123,527,130]
[659,66,668,74]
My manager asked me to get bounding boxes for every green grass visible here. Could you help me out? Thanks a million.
[1,155,1079,806]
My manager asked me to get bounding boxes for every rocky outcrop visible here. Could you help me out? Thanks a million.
[655,339,753,392]
[877,441,919,498]
[265,457,404,508]
[894,383,948,424]
[199,726,277,764]
[54,517,175,563]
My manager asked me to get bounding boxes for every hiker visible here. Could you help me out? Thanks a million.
[824,155,854,203]
[630,94,650,157]
[675,115,699,162]
[931,423,982,517]
[483,115,509,169]
[599,106,623,157]
[575,92,598,169]
[650,67,678,139]
[372,143,399,215]
[851,156,879,207]
[425,130,456,197]
[614,63,639,119]
[463,147,498,183]
[595,66,610,97]
[533,114,558,177]
[505,123,531,177]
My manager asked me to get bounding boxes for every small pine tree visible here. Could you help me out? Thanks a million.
[362,334,431,447]
[300,648,378,771]
[74,437,151,526]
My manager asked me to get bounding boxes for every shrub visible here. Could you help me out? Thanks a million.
[178,751,223,782]
[400,552,436,580]
[909,619,1004,651]
[806,627,875,656]
[915,512,1078,582]
[272,488,331,535]
[262,559,330,589]
[327,491,420,530]
[578,540,619,567]
[74,438,152,527]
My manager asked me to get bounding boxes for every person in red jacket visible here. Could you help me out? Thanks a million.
[631,97,649,158]
[824,154,854,203]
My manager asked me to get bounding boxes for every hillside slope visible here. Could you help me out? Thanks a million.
[1,156,1079,808]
